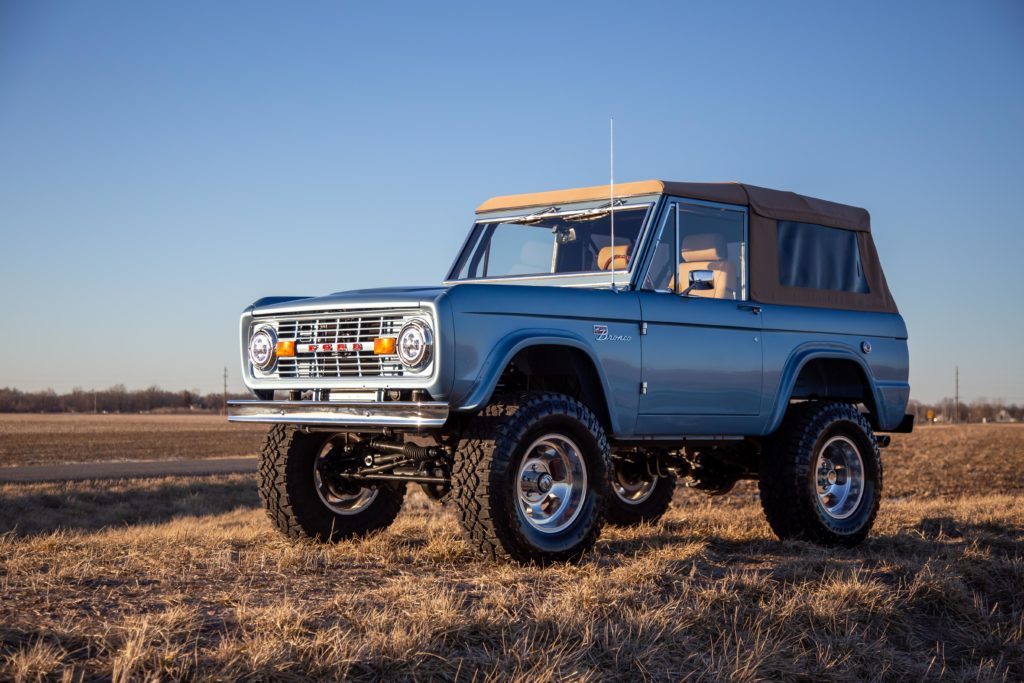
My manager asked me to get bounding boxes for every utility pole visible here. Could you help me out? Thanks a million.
[954,365,960,424]
[223,367,228,416]
[93,390,97,414]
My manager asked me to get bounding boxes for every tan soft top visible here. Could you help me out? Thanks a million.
[476,180,870,232]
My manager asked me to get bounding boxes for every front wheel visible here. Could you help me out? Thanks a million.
[604,458,675,526]
[452,392,611,564]
[759,402,882,547]
[258,426,406,542]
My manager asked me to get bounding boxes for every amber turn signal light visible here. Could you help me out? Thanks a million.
[374,337,396,355]
[275,340,296,357]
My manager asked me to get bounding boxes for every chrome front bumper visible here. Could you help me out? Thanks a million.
[227,400,449,428]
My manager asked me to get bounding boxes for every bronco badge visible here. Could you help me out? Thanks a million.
[593,324,632,342]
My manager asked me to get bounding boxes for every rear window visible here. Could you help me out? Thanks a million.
[777,221,870,293]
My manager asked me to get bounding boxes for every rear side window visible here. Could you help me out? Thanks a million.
[777,221,870,293]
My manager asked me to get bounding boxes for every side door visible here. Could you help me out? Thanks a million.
[635,199,763,434]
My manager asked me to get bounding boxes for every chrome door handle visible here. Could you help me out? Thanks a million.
[738,304,762,314]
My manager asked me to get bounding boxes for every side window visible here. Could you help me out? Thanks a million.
[645,202,746,300]
[777,221,870,293]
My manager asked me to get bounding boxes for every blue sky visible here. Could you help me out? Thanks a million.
[1,1,1021,402]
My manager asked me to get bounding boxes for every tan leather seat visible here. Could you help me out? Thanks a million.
[597,244,630,271]
[670,233,736,299]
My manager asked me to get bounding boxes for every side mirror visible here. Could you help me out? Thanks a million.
[680,269,715,296]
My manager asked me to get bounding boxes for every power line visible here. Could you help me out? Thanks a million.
[954,365,959,425]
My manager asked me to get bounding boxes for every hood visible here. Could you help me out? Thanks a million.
[250,286,450,316]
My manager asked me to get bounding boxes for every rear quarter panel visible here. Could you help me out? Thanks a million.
[760,305,910,433]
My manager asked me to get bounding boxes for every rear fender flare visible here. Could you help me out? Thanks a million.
[766,343,882,435]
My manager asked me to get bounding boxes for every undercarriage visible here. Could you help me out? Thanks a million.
[303,427,762,504]
[312,434,454,503]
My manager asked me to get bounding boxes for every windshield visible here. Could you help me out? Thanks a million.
[449,205,650,281]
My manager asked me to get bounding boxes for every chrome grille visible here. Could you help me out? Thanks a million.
[259,309,422,379]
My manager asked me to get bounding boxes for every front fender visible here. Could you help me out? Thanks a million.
[765,343,891,434]
[455,329,619,426]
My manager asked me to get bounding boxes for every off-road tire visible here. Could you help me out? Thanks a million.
[759,401,882,547]
[605,467,676,527]
[452,392,611,564]
[258,425,406,542]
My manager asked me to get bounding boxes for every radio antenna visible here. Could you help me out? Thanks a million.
[609,117,616,292]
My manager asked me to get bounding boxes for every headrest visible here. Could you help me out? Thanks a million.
[681,233,726,262]
[597,244,630,271]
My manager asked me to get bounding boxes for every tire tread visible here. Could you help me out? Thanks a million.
[758,401,882,547]
[452,392,610,563]
[257,425,405,542]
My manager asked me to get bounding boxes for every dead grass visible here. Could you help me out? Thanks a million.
[0,414,265,467]
[884,424,1024,498]
[0,425,1022,680]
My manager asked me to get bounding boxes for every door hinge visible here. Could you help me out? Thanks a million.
[640,381,648,395]
[640,322,648,335]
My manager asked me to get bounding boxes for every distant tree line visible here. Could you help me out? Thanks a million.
[0,386,252,413]
[907,398,1023,424]
[2,386,1021,422]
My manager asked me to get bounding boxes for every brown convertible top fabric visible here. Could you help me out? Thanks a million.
[475,179,895,312]
[476,180,870,232]
[741,184,870,232]
[747,213,897,313]
[476,180,672,213]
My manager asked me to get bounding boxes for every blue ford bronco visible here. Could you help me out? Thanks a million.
[229,180,912,563]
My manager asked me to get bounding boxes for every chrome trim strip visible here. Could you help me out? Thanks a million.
[442,271,635,286]
[227,400,449,427]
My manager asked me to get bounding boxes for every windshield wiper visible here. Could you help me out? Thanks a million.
[562,198,626,221]
[503,206,561,225]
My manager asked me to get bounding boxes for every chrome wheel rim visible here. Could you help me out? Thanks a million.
[814,435,865,520]
[314,443,378,515]
[516,434,588,534]
[612,464,657,505]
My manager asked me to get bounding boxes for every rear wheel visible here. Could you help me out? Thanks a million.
[604,458,675,526]
[759,402,881,547]
[258,426,406,542]
[452,392,610,564]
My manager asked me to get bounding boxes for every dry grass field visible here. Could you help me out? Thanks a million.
[0,414,265,467]
[0,424,1022,680]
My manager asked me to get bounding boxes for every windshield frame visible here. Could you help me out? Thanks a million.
[444,194,661,288]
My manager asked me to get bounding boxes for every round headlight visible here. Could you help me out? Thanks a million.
[248,326,277,371]
[396,319,432,368]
